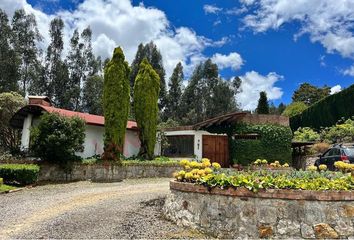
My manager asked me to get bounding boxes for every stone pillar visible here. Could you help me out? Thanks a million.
[21,114,33,150]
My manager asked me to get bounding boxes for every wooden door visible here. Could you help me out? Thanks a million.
[202,135,229,167]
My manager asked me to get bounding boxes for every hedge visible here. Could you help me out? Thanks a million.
[0,164,40,186]
[290,84,354,130]
[231,124,292,166]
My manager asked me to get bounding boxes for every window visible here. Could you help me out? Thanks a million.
[233,133,260,140]
[163,135,194,157]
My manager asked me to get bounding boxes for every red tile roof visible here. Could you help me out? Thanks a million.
[34,104,138,129]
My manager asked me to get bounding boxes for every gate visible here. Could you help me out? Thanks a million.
[202,135,229,167]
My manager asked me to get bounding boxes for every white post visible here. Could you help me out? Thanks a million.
[21,114,33,150]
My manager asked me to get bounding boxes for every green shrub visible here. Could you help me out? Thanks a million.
[293,127,320,142]
[231,124,292,166]
[0,177,3,185]
[290,84,354,130]
[321,117,354,143]
[282,102,308,118]
[31,112,85,169]
[0,164,40,186]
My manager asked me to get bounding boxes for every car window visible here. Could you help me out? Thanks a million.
[344,147,354,156]
[332,148,341,156]
[323,149,333,157]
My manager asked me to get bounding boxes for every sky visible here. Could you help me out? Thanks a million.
[1,0,353,110]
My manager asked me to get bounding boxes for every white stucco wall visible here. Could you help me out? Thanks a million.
[20,114,32,150]
[76,124,104,158]
[21,114,140,159]
[154,130,225,160]
[76,125,140,159]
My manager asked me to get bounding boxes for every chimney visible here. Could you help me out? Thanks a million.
[28,96,52,106]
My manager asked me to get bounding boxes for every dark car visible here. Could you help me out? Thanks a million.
[314,143,354,171]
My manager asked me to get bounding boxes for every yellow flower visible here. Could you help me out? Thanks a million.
[307,165,317,171]
[179,159,190,167]
[274,161,280,165]
[191,169,199,174]
[319,164,327,171]
[178,170,186,177]
[212,162,221,170]
[261,159,268,164]
[197,169,205,176]
[202,158,210,163]
[282,163,289,168]
[201,158,211,168]
[173,172,179,178]
[190,161,200,169]
[204,167,213,174]
[185,172,193,179]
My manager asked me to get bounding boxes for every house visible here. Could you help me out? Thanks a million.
[154,112,290,167]
[11,96,289,166]
[10,96,140,158]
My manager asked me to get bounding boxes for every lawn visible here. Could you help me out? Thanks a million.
[0,184,16,193]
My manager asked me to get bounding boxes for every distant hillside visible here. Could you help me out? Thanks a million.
[290,84,354,131]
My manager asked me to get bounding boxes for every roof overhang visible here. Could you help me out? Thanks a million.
[193,112,248,130]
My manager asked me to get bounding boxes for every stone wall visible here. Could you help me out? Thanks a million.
[164,181,354,239]
[38,164,179,182]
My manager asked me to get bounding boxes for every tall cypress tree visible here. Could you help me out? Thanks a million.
[103,47,130,160]
[134,58,160,159]
[11,9,41,96]
[164,62,183,121]
[130,42,166,110]
[0,9,19,93]
[256,91,270,114]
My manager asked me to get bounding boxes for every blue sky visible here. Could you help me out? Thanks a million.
[3,0,354,109]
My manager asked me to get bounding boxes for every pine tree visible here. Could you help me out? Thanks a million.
[277,102,286,115]
[0,9,19,93]
[134,58,160,159]
[256,91,270,114]
[66,29,84,110]
[180,63,204,124]
[103,47,130,160]
[208,79,236,117]
[164,62,183,121]
[11,9,41,96]
[45,17,70,108]
[130,42,166,109]
[83,75,103,115]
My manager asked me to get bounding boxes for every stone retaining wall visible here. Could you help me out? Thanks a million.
[164,181,354,239]
[38,164,179,182]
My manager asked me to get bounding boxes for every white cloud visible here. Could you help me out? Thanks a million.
[343,65,354,77]
[0,0,233,78]
[211,52,244,70]
[203,4,222,14]
[330,85,342,95]
[237,71,283,110]
[241,0,354,60]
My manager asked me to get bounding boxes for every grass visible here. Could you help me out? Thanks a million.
[0,184,16,193]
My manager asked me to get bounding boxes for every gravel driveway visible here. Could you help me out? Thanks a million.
[0,178,207,239]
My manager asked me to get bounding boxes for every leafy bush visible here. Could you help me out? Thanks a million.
[293,127,320,142]
[31,113,85,169]
[0,164,40,186]
[0,177,3,185]
[231,124,292,166]
[321,118,354,143]
[0,92,26,154]
[290,84,354,130]
[175,169,354,192]
[282,102,308,118]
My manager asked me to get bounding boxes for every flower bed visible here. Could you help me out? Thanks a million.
[165,159,354,238]
[173,159,354,192]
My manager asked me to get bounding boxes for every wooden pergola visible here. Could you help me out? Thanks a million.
[291,141,315,170]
